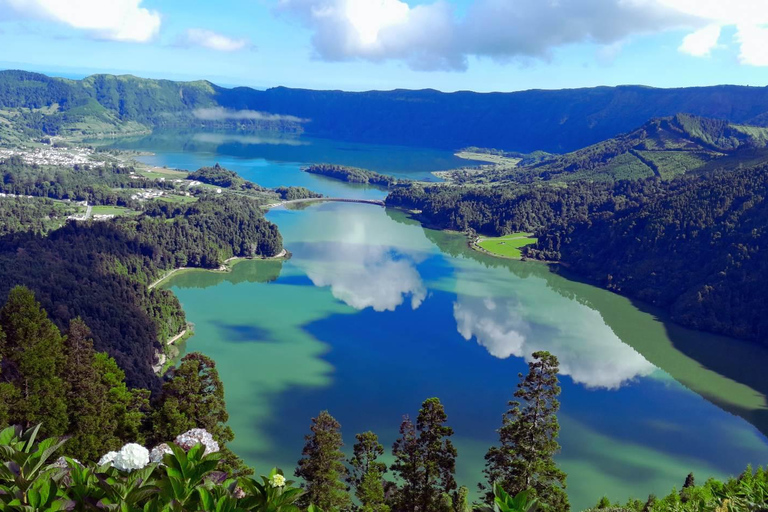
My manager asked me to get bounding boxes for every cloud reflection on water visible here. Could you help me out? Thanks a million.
[295,216,428,312]
[453,294,656,389]
[305,243,427,312]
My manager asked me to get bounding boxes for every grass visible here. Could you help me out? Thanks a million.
[157,194,198,204]
[477,232,538,259]
[140,167,189,177]
[455,151,521,167]
[91,205,134,216]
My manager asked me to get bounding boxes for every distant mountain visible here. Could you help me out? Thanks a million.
[451,114,768,185]
[2,70,768,152]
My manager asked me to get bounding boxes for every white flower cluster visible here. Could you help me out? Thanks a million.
[174,428,220,455]
[97,429,219,472]
[98,451,118,467]
[149,443,173,463]
[270,474,286,488]
[113,443,150,472]
[98,444,150,472]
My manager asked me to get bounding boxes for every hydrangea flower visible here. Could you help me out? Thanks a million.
[174,428,219,455]
[270,474,286,488]
[50,456,81,469]
[113,443,150,472]
[98,451,119,467]
[149,443,173,463]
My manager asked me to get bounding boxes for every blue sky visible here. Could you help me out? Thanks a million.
[0,0,766,92]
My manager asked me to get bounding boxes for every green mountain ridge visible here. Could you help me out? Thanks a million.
[3,70,768,151]
[447,114,768,185]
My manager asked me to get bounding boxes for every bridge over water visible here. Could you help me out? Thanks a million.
[262,197,386,209]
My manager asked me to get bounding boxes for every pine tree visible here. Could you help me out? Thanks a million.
[348,431,390,512]
[390,416,419,511]
[0,286,68,436]
[482,351,569,512]
[62,318,115,460]
[295,410,351,511]
[0,324,12,427]
[391,398,458,512]
[93,353,150,445]
[152,352,233,444]
[62,318,149,461]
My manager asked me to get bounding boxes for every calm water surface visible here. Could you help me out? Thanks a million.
[143,133,768,510]
[107,131,474,198]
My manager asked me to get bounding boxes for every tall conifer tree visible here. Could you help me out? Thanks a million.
[482,351,569,512]
[348,431,390,512]
[0,286,68,436]
[152,352,233,443]
[295,410,351,511]
[62,318,149,460]
[391,398,457,512]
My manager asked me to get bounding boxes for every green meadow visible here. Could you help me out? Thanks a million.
[477,232,537,258]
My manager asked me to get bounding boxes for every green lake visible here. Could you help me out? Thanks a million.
[121,132,768,510]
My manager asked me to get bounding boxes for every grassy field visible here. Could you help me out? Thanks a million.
[91,205,135,216]
[157,194,198,204]
[455,151,521,166]
[139,167,189,177]
[477,232,538,259]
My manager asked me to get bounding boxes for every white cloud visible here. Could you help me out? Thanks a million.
[735,23,768,66]
[660,0,768,65]
[277,0,768,70]
[2,0,160,42]
[679,24,721,57]
[192,107,307,123]
[453,295,656,389]
[276,0,692,71]
[178,28,252,52]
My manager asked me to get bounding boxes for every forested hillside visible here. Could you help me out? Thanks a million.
[4,70,768,151]
[441,114,768,185]
[387,162,768,343]
[0,191,283,389]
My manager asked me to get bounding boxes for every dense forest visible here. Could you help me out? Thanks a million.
[304,164,405,187]
[387,161,768,344]
[0,192,282,389]
[5,70,768,151]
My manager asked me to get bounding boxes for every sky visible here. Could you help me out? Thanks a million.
[0,0,767,92]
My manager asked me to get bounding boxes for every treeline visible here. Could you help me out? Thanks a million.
[387,163,768,343]
[291,352,566,512]
[189,163,322,200]
[0,196,74,235]
[189,163,266,192]
[0,156,173,206]
[0,195,283,389]
[304,164,405,188]
[0,286,246,472]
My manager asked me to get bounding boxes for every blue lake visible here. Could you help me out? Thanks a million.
[128,132,768,510]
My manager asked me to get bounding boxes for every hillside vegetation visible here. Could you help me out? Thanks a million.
[442,114,768,185]
[387,158,768,344]
[0,158,284,389]
[5,70,768,151]
[304,163,406,187]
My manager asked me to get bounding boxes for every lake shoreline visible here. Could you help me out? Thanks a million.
[149,249,290,291]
